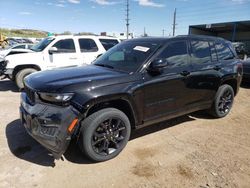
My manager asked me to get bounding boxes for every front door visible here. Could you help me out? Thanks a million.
[143,40,192,122]
[47,38,80,69]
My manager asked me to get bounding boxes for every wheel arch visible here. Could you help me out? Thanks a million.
[221,78,238,96]
[84,96,137,130]
[13,64,41,79]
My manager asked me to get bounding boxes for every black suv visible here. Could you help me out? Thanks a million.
[20,35,243,162]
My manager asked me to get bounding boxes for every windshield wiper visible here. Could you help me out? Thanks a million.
[95,63,114,69]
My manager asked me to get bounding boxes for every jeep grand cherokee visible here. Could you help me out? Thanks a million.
[20,35,243,162]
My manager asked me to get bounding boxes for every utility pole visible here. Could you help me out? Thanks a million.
[144,27,146,37]
[162,29,165,37]
[172,8,177,36]
[125,0,130,39]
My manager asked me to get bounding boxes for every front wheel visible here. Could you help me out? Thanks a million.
[79,108,131,162]
[209,84,234,118]
[15,68,37,89]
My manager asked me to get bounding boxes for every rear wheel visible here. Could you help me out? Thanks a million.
[79,108,131,162]
[209,84,234,118]
[15,68,37,89]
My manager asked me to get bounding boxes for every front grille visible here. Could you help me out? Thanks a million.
[0,60,7,72]
[25,86,35,103]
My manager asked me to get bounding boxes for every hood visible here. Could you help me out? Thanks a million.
[5,51,39,62]
[25,65,129,92]
[0,49,10,58]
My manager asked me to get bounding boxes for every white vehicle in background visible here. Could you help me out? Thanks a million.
[0,35,120,88]
[0,43,33,58]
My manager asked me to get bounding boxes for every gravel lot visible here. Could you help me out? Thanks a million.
[0,79,250,188]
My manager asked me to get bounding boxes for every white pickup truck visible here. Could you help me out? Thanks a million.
[0,35,120,88]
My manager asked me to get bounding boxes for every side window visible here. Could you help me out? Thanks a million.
[215,42,235,60]
[156,41,188,67]
[191,40,211,64]
[99,39,119,50]
[79,39,98,52]
[52,39,76,53]
[209,41,218,62]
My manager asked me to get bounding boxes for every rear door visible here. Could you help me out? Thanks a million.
[78,38,101,64]
[187,39,221,106]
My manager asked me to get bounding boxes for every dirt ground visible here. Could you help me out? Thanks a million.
[0,79,250,188]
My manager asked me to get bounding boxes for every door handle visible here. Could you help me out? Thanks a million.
[180,71,190,76]
[69,57,77,60]
[213,66,221,71]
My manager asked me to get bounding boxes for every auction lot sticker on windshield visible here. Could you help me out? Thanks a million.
[133,46,150,52]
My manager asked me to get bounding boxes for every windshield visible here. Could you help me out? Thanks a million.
[31,37,55,52]
[93,41,161,73]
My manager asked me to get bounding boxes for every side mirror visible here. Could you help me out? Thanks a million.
[148,58,168,73]
[48,47,58,54]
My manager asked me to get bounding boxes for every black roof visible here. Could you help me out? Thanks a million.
[126,35,226,43]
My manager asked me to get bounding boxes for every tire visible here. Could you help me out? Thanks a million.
[15,68,37,89]
[209,84,234,118]
[79,108,131,162]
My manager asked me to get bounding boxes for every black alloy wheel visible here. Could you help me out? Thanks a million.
[92,118,127,156]
[209,84,234,118]
[79,108,131,162]
[217,89,233,114]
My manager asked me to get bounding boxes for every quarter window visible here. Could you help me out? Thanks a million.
[156,41,188,67]
[52,39,76,53]
[191,40,211,64]
[215,42,235,60]
[79,39,98,52]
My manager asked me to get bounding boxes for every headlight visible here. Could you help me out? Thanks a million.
[39,92,74,104]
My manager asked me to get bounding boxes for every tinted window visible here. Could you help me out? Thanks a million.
[99,39,119,50]
[157,41,188,67]
[53,39,76,53]
[191,40,211,64]
[215,42,235,60]
[209,41,218,62]
[13,45,25,49]
[94,41,161,73]
[79,39,98,52]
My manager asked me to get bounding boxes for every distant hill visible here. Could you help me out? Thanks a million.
[0,28,47,38]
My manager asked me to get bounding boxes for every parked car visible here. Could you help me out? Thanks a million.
[242,58,250,82]
[20,35,242,162]
[0,35,120,88]
[0,43,33,58]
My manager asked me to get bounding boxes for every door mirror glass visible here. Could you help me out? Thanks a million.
[48,47,58,54]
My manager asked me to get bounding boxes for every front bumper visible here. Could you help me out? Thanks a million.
[20,92,79,159]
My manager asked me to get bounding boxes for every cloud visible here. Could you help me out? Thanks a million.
[55,3,66,7]
[90,0,119,5]
[68,0,80,3]
[19,12,32,15]
[135,0,165,7]
[230,0,250,3]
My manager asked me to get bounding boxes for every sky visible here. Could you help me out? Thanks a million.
[0,0,250,37]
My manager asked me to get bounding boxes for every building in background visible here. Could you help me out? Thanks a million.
[189,20,250,56]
